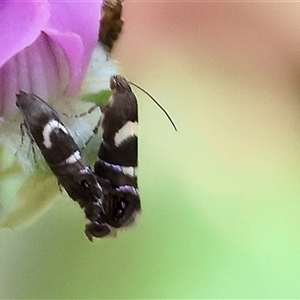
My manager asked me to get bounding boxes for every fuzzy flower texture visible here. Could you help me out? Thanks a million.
[0,0,115,229]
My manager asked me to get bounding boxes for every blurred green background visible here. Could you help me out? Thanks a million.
[2,3,300,298]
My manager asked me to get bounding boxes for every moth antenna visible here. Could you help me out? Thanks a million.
[128,81,177,132]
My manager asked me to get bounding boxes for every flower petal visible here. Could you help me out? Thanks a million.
[0,1,103,115]
[44,0,103,94]
[0,1,50,68]
[0,33,69,115]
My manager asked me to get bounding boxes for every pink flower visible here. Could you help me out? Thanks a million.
[0,0,103,115]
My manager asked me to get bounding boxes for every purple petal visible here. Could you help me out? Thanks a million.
[0,0,103,115]
[0,33,69,115]
[0,1,50,68]
[44,1,103,94]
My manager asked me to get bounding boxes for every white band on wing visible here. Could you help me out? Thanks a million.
[42,119,69,149]
[114,121,138,147]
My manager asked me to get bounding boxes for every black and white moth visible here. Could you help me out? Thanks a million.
[16,91,110,239]
[98,0,123,53]
[97,76,140,223]
[85,76,141,240]
[84,75,177,240]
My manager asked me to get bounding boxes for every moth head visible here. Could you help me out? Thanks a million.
[84,220,111,242]
[110,75,131,93]
[16,91,33,110]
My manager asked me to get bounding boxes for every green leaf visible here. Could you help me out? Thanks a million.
[82,90,111,106]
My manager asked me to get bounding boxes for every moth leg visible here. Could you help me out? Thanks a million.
[15,123,37,163]
[19,122,26,146]
[25,128,37,163]
[62,104,102,148]
[57,181,63,193]
[62,104,98,118]
[15,123,26,157]
[81,114,102,149]
[85,221,111,242]
[29,141,37,163]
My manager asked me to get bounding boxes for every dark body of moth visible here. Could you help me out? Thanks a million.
[98,0,123,53]
[16,91,111,239]
[86,76,141,240]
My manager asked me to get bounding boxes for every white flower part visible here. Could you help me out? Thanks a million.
[114,121,138,147]
[42,119,68,149]
[82,46,119,94]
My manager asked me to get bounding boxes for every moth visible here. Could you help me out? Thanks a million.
[84,76,177,240]
[97,76,141,221]
[85,76,141,240]
[16,91,110,239]
[98,0,123,52]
